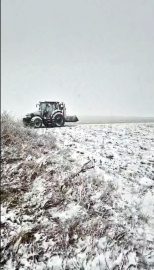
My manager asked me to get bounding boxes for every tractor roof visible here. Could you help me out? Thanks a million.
[39,101,60,103]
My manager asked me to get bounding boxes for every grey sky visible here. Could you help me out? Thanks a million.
[2,0,154,117]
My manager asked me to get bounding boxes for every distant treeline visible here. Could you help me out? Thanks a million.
[76,116,154,124]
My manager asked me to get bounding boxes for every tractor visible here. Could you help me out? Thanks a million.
[23,101,79,128]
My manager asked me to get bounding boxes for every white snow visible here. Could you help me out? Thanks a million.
[47,256,63,269]
[1,123,154,270]
[138,177,154,187]
[1,215,6,224]
[52,203,82,221]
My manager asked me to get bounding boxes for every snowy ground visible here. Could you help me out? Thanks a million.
[1,122,154,270]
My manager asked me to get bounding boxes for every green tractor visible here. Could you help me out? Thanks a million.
[23,101,79,128]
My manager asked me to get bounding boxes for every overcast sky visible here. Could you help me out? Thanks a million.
[2,0,154,117]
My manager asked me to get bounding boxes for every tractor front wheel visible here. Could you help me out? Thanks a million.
[31,117,42,128]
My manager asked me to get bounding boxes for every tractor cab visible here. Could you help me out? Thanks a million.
[37,101,66,118]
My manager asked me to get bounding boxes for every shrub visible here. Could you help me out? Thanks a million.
[1,111,56,149]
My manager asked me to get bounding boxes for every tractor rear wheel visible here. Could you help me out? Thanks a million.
[52,113,64,127]
[31,117,42,128]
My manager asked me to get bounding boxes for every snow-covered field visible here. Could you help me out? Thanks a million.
[1,119,154,270]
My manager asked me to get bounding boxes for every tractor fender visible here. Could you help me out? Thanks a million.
[31,116,43,121]
[50,110,63,118]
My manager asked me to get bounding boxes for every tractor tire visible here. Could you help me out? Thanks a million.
[52,113,64,127]
[30,117,42,128]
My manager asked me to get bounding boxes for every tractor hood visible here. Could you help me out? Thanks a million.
[26,111,41,117]
[32,111,41,116]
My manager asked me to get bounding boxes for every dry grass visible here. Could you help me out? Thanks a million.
[1,111,56,149]
[1,111,36,146]
[1,111,57,209]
